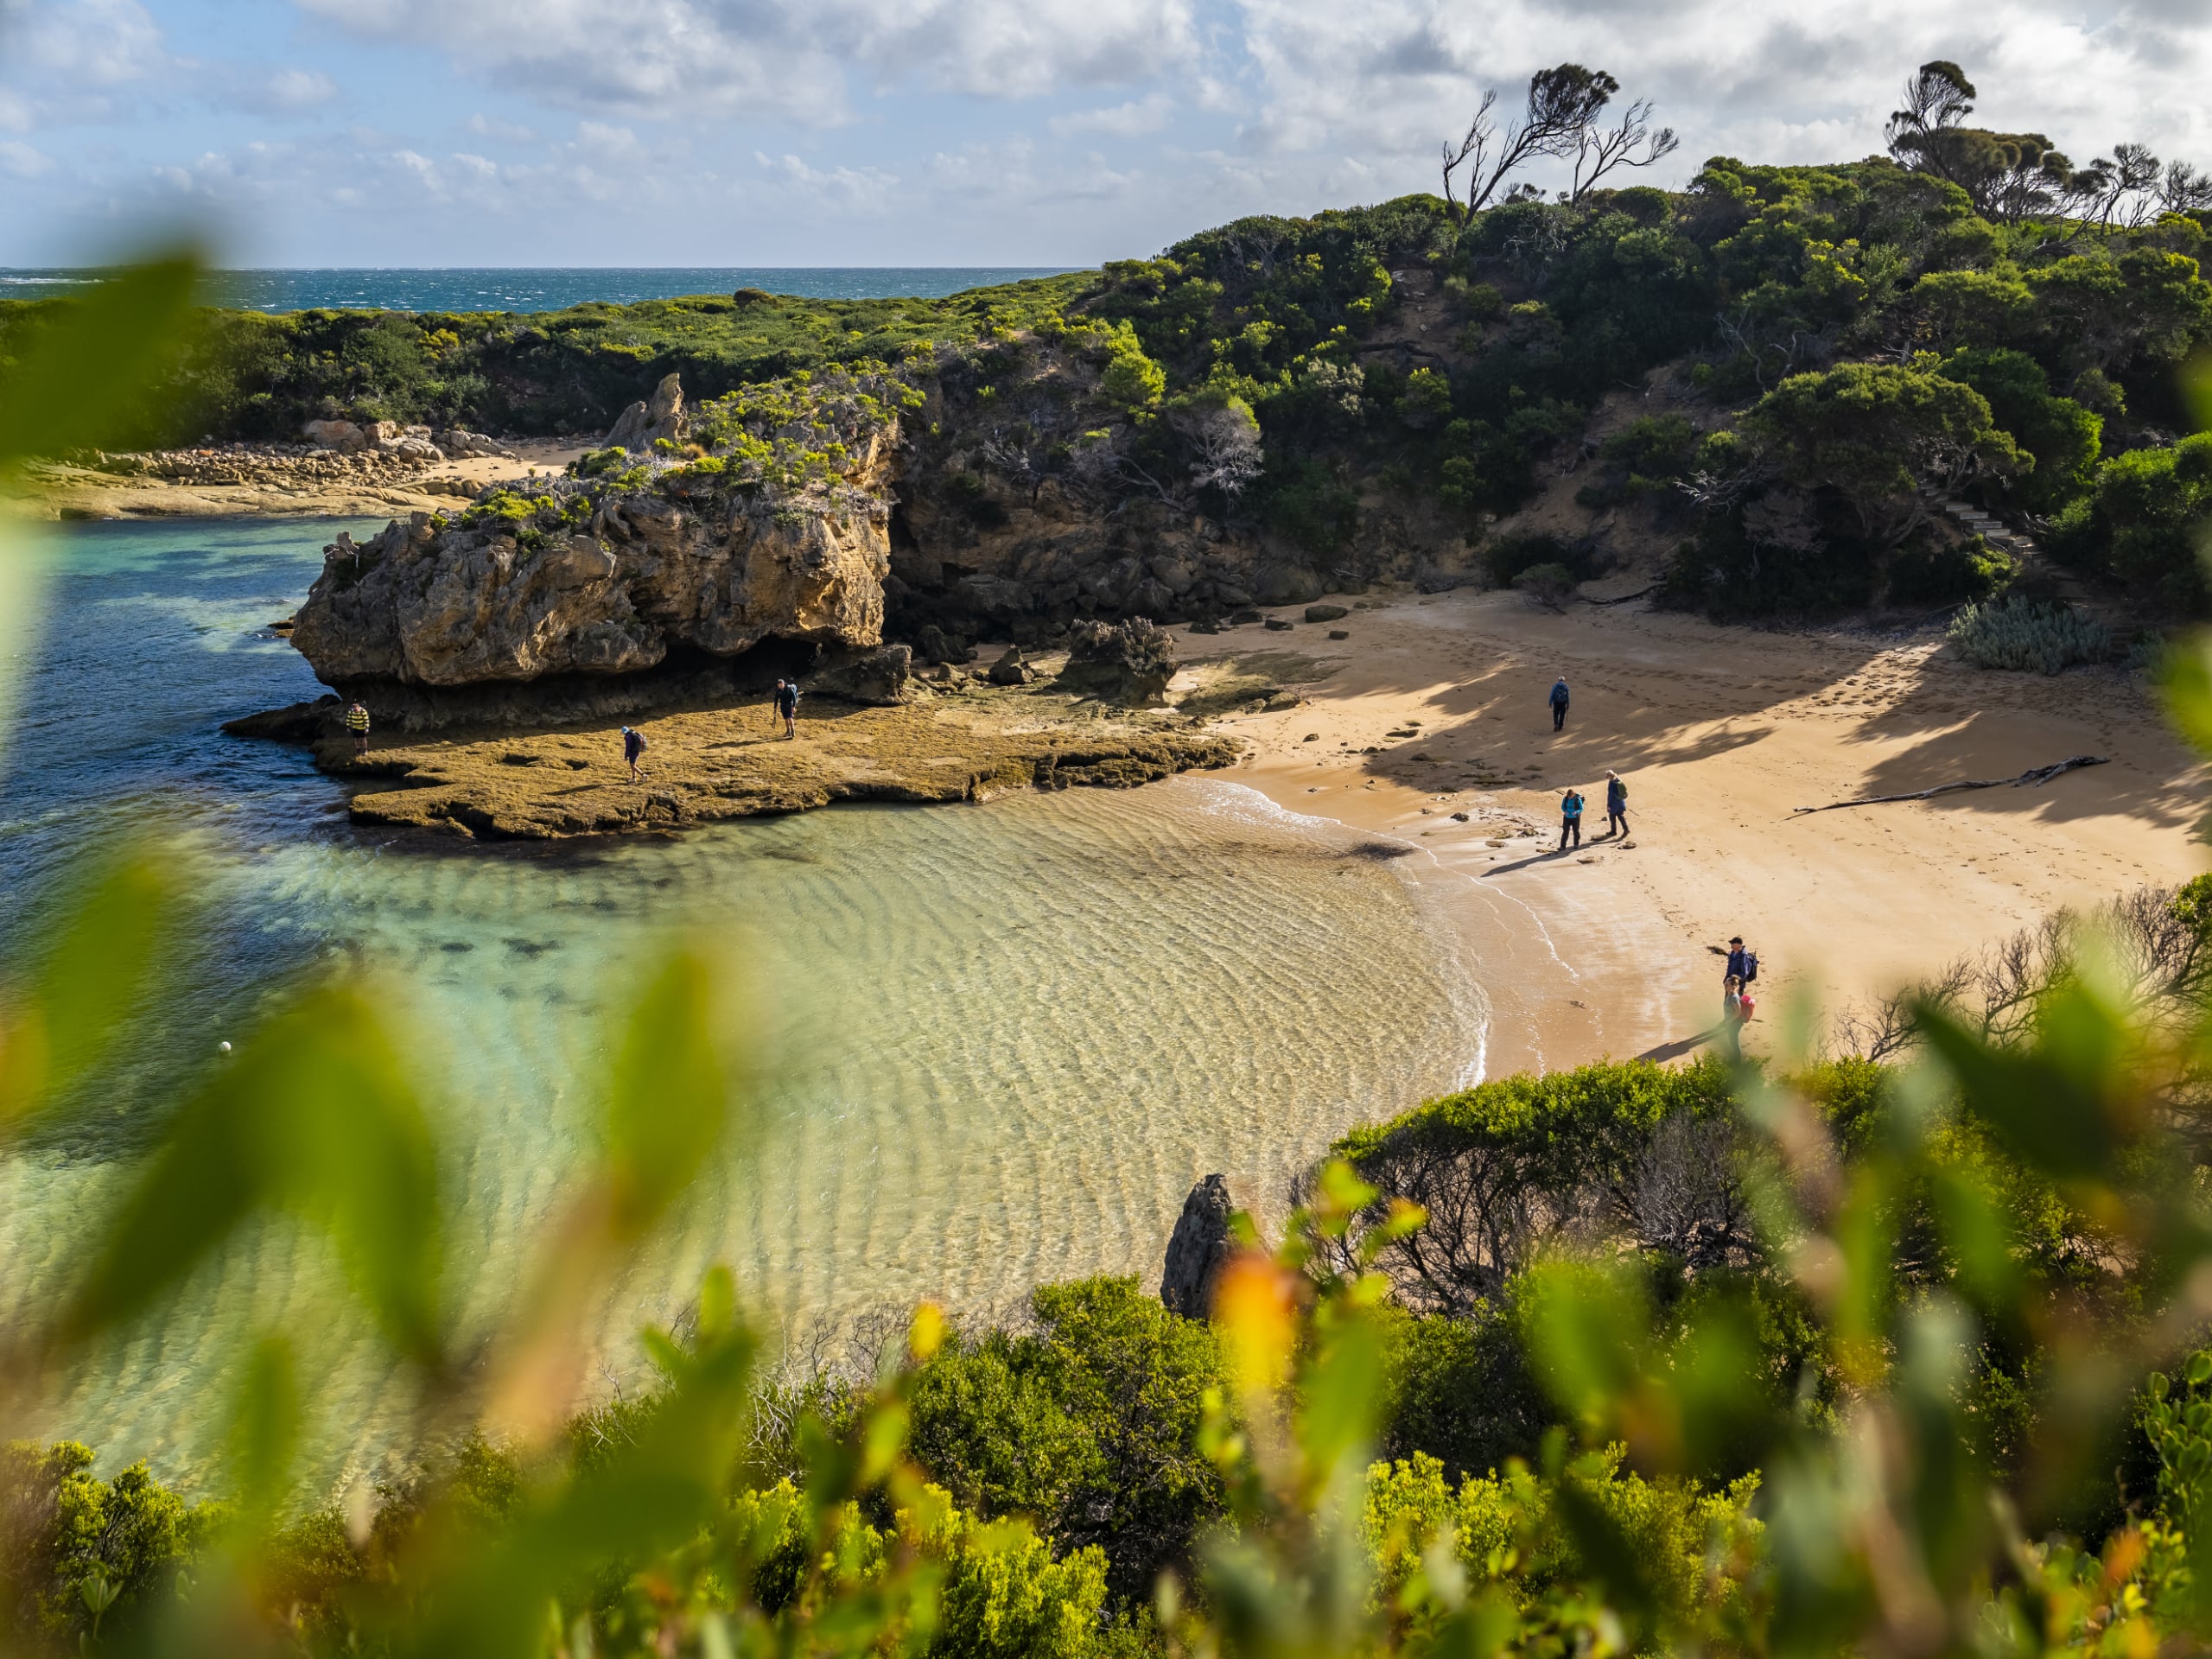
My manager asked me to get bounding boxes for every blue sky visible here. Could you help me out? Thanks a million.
[3,0,2210,268]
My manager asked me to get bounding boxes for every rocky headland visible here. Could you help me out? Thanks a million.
[224,350,1407,836]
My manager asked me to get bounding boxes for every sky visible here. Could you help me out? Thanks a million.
[2,0,2211,270]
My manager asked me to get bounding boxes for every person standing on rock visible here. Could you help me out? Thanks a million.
[1548,676,1570,732]
[774,677,801,741]
[621,724,647,783]
[344,701,371,760]
[1605,770,1629,838]
[1558,786,1585,851]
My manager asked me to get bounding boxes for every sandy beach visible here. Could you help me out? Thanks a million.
[1163,588,2209,1077]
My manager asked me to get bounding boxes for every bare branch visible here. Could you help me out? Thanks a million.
[1570,97,1681,203]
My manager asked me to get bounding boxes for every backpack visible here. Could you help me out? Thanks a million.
[1741,951,1758,983]
[628,729,648,752]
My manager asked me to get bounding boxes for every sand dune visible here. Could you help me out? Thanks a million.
[1176,588,2209,1076]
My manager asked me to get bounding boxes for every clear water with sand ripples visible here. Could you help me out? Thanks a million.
[0,520,1485,1495]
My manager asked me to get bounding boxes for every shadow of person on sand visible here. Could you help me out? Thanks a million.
[1637,1025,1736,1061]
[1479,842,1605,878]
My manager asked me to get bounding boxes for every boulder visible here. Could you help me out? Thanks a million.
[605,372,688,453]
[1253,564,1324,607]
[987,646,1033,686]
[302,419,366,454]
[809,643,912,706]
[1160,1174,1236,1319]
[437,429,518,461]
[361,421,401,449]
[1304,603,1349,623]
[916,624,976,665]
[1056,617,1176,706]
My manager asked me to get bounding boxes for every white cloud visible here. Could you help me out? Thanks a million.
[1049,92,1173,137]
[754,149,899,209]
[0,0,171,128]
[464,111,538,143]
[0,137,53,176]
[289,0,1196,120]
[259,67,338,111]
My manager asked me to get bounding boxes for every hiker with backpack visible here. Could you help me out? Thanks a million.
[621,724,647,782]
[1722,937,1758,1011]
[772,677,801,741]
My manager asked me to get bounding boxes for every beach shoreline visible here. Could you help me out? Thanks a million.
[1164,586,2210,1073]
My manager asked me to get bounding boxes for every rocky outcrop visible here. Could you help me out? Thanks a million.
[605,373,686,453]
[1160,1174,1237,1319]
[1055,617,1176,706]
[290,482,892,707]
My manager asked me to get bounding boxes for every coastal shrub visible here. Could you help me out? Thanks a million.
[1256,456,1361,556]
[1937,346,2102,512]
[1362,1448,1763,1635]
[1512,561,1578,609]
[2044,433,2212,616]
[904,1276,1225,1599]
[1885,533,2014,606]
[0,1441,218,1646]
[1745,363,2023,543]
[1376,1306,1554,1481]
[1947,593,2111,673]
[1483,531,1580,588]
[1320,1057,1745,1313]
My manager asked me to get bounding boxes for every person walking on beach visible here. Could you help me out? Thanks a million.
[1558,786,1585,851]
[1605,770,1629,838]
[343,701,371,760]
[772,677,801,741]
[621,724,647,783]
[1720,974,1745,1057]
[1548,676,1570,732]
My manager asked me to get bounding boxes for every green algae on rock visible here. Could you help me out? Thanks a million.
[313,681,1242,840]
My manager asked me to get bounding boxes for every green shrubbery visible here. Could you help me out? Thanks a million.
[1948,593,2113,671]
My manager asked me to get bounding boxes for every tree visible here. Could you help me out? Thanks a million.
[1177,396,1264,497]
[2160,160,2212,214]
[1746,362,2023,542]
[2079,142,2165,230]
[1569,96,1680,203]
[1440,64,1618,223]
[1884,61,2092,223]
[1938,346,2101,512]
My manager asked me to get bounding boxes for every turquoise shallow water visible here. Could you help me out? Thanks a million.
[0,519,1486,1495]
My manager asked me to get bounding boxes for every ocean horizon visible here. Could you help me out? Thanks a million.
[0,265,1082,315]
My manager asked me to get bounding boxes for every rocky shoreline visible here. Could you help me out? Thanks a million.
[250,673,1242,840]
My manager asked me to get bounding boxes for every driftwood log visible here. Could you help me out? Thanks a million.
[1792,754,2108,815]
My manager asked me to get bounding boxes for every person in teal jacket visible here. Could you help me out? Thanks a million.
[1558,787,1585,850]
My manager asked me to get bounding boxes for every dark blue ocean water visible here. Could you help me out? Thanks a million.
[0,267,1078,315]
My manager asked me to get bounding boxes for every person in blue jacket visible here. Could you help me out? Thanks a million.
[1605,770,1629,837]
[1548,676,1570,731]
[1558,786,1585,851]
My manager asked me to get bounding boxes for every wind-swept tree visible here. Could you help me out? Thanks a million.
[1439,64,1618,222]
[1884,61,2088,222]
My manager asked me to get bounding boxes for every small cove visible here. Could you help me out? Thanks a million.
[0,518,1489,1494]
